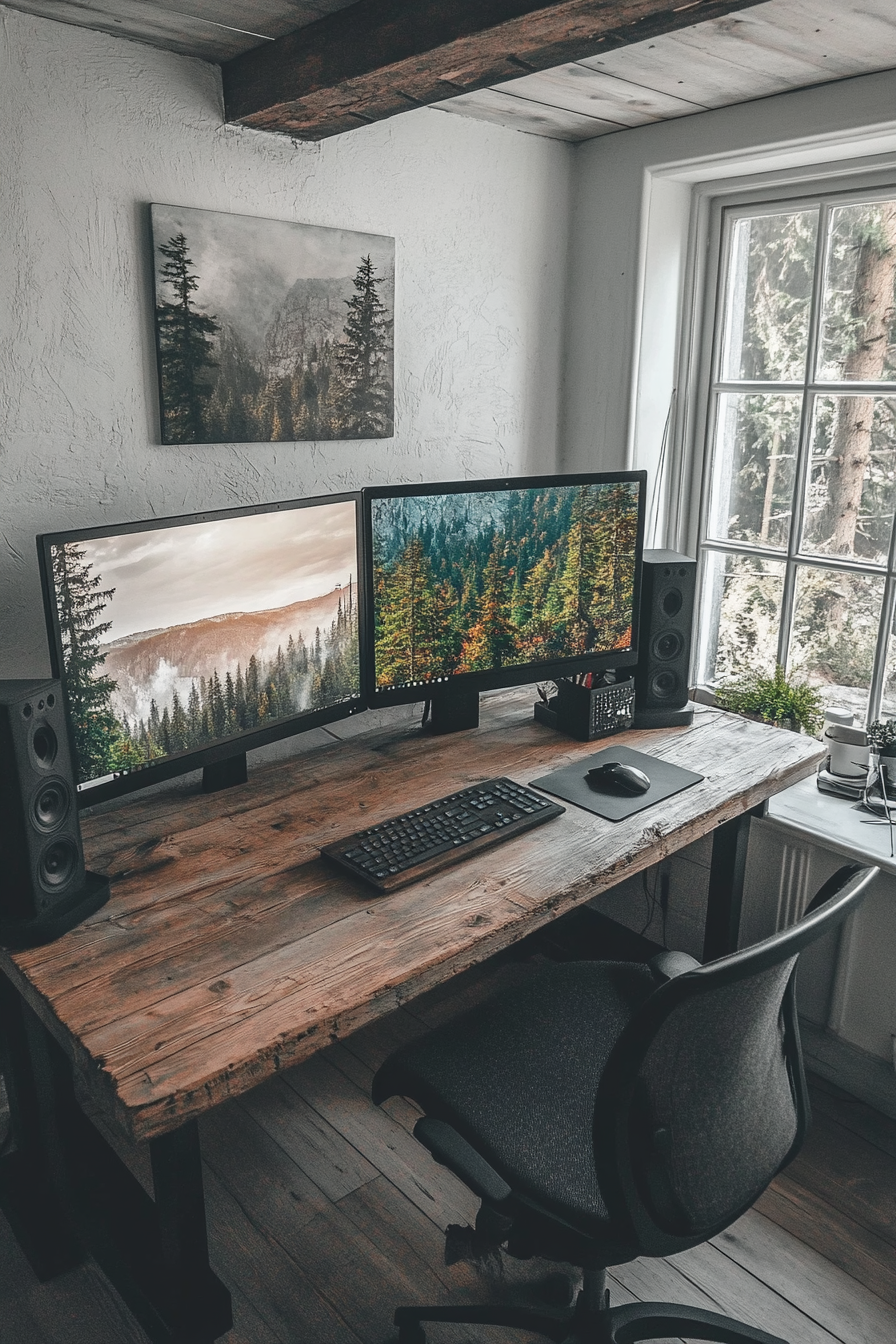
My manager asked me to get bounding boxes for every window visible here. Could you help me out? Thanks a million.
[695,187,896,726]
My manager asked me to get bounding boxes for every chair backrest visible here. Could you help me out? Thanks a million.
[593,862,878,1258]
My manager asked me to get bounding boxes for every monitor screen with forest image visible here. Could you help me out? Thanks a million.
[365,473,645,702]
[39,495,362,803]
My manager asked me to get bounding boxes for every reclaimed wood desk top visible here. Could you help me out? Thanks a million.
[0,690,823,1145]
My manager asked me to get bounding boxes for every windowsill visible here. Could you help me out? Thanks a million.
[767,774,896,876]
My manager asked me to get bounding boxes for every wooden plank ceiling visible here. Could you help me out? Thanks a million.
[7,0,896,142]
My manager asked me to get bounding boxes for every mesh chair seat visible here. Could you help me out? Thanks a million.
[375,960,657,1235]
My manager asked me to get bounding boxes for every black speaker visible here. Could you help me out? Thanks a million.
[0,679,109,948]
[632,550,696,729]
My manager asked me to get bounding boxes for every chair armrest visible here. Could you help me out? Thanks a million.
[649,950,701,983]
[414,1118,512,1204]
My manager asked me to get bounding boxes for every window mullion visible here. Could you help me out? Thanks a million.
[777,564,798,672]
[713,381,802,394]
[869,496,896,722]
[868,577,895,723]
[715,379,896,396]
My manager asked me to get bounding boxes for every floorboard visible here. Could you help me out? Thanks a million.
[2,952,896,1343]
[782,1108,896,1251]
[756,1175,896,1311]
[714,1207,896,1342]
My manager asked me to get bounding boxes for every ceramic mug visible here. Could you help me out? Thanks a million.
[825,724,870,779]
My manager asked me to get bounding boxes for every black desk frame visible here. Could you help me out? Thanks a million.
[0,976,231,1343]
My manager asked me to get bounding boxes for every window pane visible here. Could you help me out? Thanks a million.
[817,199,896,383]
[697,551,785,686]
[707,393,800,549]
[878,604,896,720]
[801,395,896,564]
[789,566,885,724]
[721,210,817,383]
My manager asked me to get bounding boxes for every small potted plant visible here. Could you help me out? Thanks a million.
[867,719,896,791]
[714,664,824,735]
[867,719,896,754]
[859,715,896,806]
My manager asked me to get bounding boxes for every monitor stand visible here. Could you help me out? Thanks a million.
[428,685,480,735]
[202,752,248,793]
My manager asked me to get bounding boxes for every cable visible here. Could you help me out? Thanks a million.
[659,869,670,948]
[639,864,671,946]
[0,1072,11,1158]
[639,867,660,937]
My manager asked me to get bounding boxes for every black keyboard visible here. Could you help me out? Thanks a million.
[320,777,564,893]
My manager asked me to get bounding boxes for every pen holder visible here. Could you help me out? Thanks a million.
[534,677,636,742]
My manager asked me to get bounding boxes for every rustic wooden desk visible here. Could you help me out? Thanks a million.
[0,691,823,1342]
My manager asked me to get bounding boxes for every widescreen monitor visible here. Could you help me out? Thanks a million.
[364,472,646,711]
[39,493,364,806]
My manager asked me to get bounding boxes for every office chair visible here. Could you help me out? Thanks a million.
[373,862,878,1343]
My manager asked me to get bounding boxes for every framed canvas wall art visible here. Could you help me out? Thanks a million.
[150,204,394,445]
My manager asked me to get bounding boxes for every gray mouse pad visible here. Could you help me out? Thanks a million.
[530,744,704,822]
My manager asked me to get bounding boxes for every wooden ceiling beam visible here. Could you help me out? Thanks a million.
[222,0,758,139]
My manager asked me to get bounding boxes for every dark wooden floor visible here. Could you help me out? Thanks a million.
[2,951,895,1344]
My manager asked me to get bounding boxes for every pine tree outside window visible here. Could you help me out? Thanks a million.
[694,184,896,727]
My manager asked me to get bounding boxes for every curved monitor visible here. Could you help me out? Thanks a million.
[38,493,364,806]
[363,472,646,708]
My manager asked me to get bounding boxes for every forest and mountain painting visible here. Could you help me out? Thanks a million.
[371,482,641,690]
[150,204,394,445]
[49,502,360,786]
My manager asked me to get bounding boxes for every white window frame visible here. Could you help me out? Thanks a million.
[647,157,896,718]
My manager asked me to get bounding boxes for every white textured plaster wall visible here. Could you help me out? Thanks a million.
[0,7,572,678]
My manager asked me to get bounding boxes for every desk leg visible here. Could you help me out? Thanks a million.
[703,807,762,962]
[0,971,83,1279]
[0,979,231,1343]
[151,1123,223,1343]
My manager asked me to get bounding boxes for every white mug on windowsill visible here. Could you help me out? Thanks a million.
[824,723,870,779]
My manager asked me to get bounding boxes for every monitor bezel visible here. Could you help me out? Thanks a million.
[362,470,647,709]
[38,491,367,809]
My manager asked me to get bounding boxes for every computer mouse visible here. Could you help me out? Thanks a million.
[585,761,651,796]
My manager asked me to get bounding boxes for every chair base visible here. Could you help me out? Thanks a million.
[394,1296,788,1343]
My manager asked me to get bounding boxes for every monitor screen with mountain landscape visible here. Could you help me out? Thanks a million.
[39,495,362,802]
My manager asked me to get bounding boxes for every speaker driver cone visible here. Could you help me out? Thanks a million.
[661,589,683,618]
[39,839,79,890]
[31,723,58,767]
[32,778,72,832]
[652,630,684,662]
[650,670,680,701]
